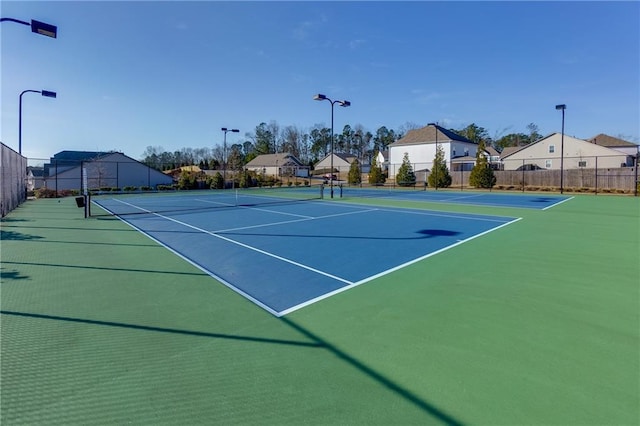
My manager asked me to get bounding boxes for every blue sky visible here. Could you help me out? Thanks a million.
[2,1,638,162]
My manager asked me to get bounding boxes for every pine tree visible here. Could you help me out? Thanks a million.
[348,158,362,185]
[210,172,224,189]
[368,154,386,186]
[469,140,496,188]
[427,145,452,188]
[396,152,416,186]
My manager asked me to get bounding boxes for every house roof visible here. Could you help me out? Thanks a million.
[245,153,304,168]
[588,134,638,148]
[451,156,477,163]
[484,146,500,156]
[499,146,523,158]
[51,150,112,162]
[27,166,45,177]
[334,153,358,163]
[389,124,475,146]
[500,132,629,160]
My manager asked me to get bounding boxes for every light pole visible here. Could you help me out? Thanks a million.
[221,127,239,187]
[555,104,566,194]
[19,89,56,154]
[1,17,57,38]
[428,122,439,190]
[313,93,350,198]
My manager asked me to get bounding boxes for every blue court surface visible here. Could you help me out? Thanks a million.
[94,193,521,316]
[340,187,573,210]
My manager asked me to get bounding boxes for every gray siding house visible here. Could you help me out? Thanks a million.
[43,151,173,191]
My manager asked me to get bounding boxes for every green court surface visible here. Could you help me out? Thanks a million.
[1,194,638,425]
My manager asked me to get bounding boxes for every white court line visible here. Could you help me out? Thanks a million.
[111,199,354,287]
[542,196,574,210]
[98,200,281,316]
[212,208,378,233]
[336,202,514,223]
[278,216,523,316]
[195,198,314,219]
[441,193,486,202]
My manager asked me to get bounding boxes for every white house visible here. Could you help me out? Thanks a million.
[500,133,632,171]
[43,151,173,191]
[388,124,478,175]
[244,153,309,178]
[314,153,359,177]
[26,166,45,191]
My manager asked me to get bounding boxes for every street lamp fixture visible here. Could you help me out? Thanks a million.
[428,122,439,190]
[1,17,57,38]
[19,89,57,154]
[555,104,566,194]
[221,127,239,186]
[313,93,350,198]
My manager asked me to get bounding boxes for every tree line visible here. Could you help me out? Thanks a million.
[141,121,544,171]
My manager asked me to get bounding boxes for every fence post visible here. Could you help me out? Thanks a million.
[55,159,58,197]
[522,159,525,192]
[635,147,639,197]
[595,156,598,195]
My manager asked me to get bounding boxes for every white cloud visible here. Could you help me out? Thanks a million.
[349,39,365,50]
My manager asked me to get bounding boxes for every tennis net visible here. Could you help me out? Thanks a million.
[89,184,325,217]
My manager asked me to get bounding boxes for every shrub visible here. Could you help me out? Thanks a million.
[396,153,416,187]
[348,159,362,186]
[35,188,57,198]
[209,172,224,189]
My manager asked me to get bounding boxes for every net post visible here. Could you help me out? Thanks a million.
[81,161,89,218]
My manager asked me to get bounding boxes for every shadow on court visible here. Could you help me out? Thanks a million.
[0,309,466,425]
[218,228,462,241]
[1,261,209,278]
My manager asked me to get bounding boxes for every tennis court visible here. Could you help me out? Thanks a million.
[92,189,520,315]
[339,185,572,209]
[2,191,638,425]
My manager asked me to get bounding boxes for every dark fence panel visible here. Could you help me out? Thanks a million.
[1,143,27,217]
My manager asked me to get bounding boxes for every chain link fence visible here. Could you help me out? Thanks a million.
[330,154,638,195]
[1,143,27,217]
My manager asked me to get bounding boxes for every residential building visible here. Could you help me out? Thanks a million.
[587,134,639,158]
[43,151,174,191]
[244,153,309,178]
[500,133,631,171]
[314,153,359,177]
[388,124,478,175]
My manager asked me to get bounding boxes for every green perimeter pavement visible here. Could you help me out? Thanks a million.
[1,194,638,425]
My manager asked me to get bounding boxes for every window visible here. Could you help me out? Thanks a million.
[549,145,555,153]
[545,160,552,168]
[578,160,587,167]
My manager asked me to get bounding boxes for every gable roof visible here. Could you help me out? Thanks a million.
[390,124,475,146]
[245,153,304,168]
[484,146,500,156]
[587,134,638,148]
[51,150,112,162]
[499,146,522,158]
[334,153,358,163]
[500,133,628,159]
